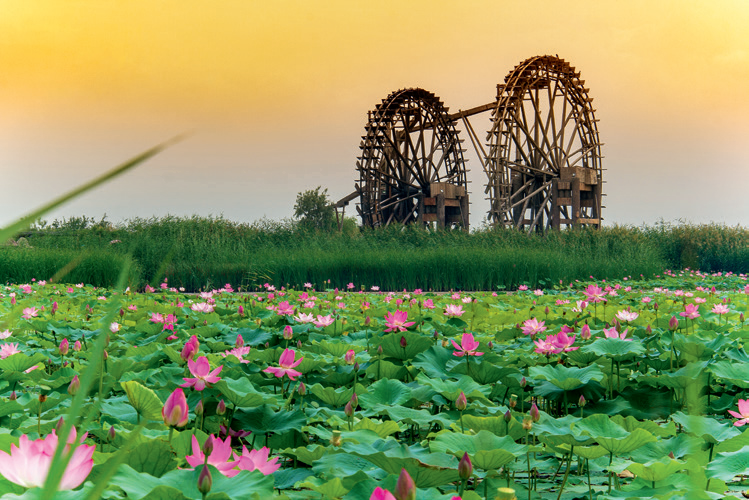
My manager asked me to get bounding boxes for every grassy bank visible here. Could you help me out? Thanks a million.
[4,216,746,291]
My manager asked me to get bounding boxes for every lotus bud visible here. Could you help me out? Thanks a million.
[238,305,244,316]
[283,325,294,340]
[55,416,64,433]
[330,430,342,447]
[530,402,540,422]
[195,400,204,417]
[741,312,745,323]
[578,394,586,407]
[455,391,467,411]
[433,331,439,340]
[202,435,214,456]
[297,340,302,349]
[162,388,189,428]
[235,334,244,348]
[669,316,679,331]
[350,392,358,409]
[400,336,407,348]
[668,451,675,459]
[544,306,549,315]
[344,401,354,418]
[646,324,652,334]
[73,340,82,352]
[217,399,226,415]
[354,361,360,371]
[364,316,371,327]
[103,350,108,360]
[51,301,58,315]
[59,338,69,356]
[197,465,212,495]
[509,394,517,409]
[344,349,355,365]
[264,342,270,348]
[653,302,659,311]
[522,416,533,431]
[108,425,116,442]
[67,375,80,396]
[394,468,416,500]
[458,452,473,480]
[119,308,125,318]
[298,382,306,396]
[9,391,17,401]
[504,409,512,422]
[377,345,383,355]
[580,324,591,340]
[520,377,527,388]
[10,296,15,305]
[488,341,494,349]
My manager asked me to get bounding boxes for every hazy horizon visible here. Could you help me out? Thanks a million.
[2,1,748,229]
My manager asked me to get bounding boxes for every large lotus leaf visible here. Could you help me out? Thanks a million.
[299,477,349,498]
[233,405,307,435]
[528,364,604,391]
[582,338,646,361]
[630,433,704,463]
[110,463,273,499]
[412,346,454,379]
[671,412,740,444]
[214,377,268,408]
[430,430,527,470]
[611,415,676,438]
[310,383,356,407]
[366,359,408,380]
[0,353,46,381]
[122,439,177,477]
[358,378,411,409]
[626,458,687,483]
[576,414,656,454]
[279,445,327,465]
[415,373,489,401]
[709,360,749,389]
[568,445,609,460]
[706,446,749,481]
[121,380,163,421]
[534,415,595,447]
[377,331,433,360]
[354,418,402,438]
[565,349,603,365]
[647,361,708,390]
[674,333,729,361]
[315,340,353,358]
[312,452,379,478]
[272,468,315,490]
[344,445,459,488]
[461,414,526,440]
[375,405,454,429]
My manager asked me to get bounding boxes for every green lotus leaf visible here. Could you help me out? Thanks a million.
[377,331,433,360]
[412,345,454,379]
[671,411,740,444]
[299,477,349,498]
[461,414,526,440]
[312,452,379,478]
[415,373,489,402]
[535,415,596,447]
[233,405,307,435]
[366,359,408,380]
[272,468,315,490]
[626,458,686,483]
[610,414,676,438]
[582,338,646,361]
[354,418,402,438]
[344,446,459,488]
[709,360,749,389]
[576,414,656,454]
[310,383,356,407]
[120,380,163,422]
[279,445,327,465]
[528,364,604,391]
[0,353,46,375]
[358,378,411,409]
[706,445,749,481]
[430,430,527,470]
[375,405,454,429]
[122,439,177,477]
[214,377,268,408]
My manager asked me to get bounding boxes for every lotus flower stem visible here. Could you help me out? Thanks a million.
[556,447,573,500]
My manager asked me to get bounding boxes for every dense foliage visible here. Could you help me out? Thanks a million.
[1,270,749,499]
[4,216,748,292]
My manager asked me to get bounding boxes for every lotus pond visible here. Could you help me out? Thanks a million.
[1,270,749,500]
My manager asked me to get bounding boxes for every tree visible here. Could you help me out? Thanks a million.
[293,186,335,231]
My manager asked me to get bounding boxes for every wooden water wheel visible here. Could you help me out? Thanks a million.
[485,55,603,232]
[356,88,469,229]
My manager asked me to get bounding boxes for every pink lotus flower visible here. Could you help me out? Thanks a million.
[21,307,38,320]
[181,335,200,361]
[0,330,11,340]
[222,346,251,363]
[423,299,435,309]
[191,302,214,313]
[383,310,415,332]
[234,445,281,475]
[552,331,579,352]
[294,312,314,323]
[181,356,223,391]
[711,304,729,315]
[728,399,749,426]
[0,343,20,359]
[534,335,562,355]
[679,303,700,320]
[0,428,94,490]
[370,487,397,500]
[582,285,606,303]
[150,312,165,323]
[580,324,592,340]
[313,314,335,328]
[162,388,189,427]
[602,327,632,341]
[263,348,303,380]
[275,301,294,316]
[185,435,239,477]
[615,310,639,323]
[521,318,546,336]
[451,333,484,357]
[444,304,465,318]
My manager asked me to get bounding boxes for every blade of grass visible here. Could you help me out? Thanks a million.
[0,135,184,244]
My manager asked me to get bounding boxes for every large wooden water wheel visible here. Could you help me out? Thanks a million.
[356,88,469,228]
[485,55,603,232]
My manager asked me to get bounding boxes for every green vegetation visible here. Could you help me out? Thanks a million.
[2,216,747,291]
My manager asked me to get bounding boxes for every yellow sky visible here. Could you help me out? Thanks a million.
[1,0,748,226]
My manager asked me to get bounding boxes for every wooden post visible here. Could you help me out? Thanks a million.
[551,178,560,230]
[436,193,446,229]
[571,177,581,228]
[460,194,469,231]
[417,196,425,226]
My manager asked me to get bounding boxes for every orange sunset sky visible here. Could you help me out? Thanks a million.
[1,0,748,228]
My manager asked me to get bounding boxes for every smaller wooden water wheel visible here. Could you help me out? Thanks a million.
[356,88,469,229]
[485,55,603,232]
